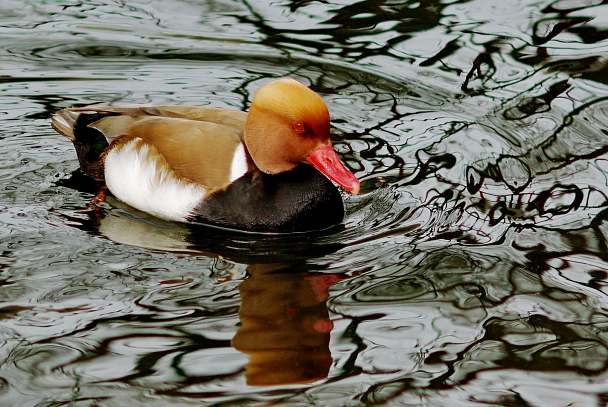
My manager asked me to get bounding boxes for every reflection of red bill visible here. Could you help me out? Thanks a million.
[313,319,334,333]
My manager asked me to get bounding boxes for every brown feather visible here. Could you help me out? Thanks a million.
[64,106,252,189]
[54,80,330,187]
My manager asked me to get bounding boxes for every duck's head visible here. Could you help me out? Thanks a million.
[245,78,360,194]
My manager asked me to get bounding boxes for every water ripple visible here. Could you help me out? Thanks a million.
[3,0,608,405]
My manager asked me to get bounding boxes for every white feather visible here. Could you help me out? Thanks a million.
[229,143,248,182]
[104,138,207,222]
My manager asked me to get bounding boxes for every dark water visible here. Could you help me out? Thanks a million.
[2,0,608,405]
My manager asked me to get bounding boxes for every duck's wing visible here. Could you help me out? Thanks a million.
[52,106,252,189]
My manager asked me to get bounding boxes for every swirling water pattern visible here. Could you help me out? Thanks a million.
[2,0,608,406]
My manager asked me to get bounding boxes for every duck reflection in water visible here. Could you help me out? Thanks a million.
[233,263,335,385]
[69,195,341,385]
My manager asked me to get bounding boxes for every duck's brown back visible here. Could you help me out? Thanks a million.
[53,106,253,189]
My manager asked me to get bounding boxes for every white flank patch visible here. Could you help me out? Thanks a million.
[229,143,248,182]
[104,138,207,222]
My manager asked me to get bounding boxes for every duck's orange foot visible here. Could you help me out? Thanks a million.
[93,186,108,206]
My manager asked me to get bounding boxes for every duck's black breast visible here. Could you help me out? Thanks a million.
[189,165,345,233]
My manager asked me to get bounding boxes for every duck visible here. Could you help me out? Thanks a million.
[51,78,360,233]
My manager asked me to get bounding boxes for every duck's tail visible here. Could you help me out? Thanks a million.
[52,108,114,181]
[51,109,80,140]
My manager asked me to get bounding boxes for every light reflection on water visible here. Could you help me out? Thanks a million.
[2,0,608,405]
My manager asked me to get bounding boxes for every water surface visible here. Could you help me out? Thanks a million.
[2,0,608,406]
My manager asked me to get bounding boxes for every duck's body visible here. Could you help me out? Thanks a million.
[52,79,359,233]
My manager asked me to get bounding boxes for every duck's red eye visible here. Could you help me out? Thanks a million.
[292,122,305,132]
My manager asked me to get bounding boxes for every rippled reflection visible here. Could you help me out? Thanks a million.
[3,0,608,405]
[232,263,335,386]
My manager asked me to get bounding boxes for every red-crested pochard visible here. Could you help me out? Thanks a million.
[51,78,360,233]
